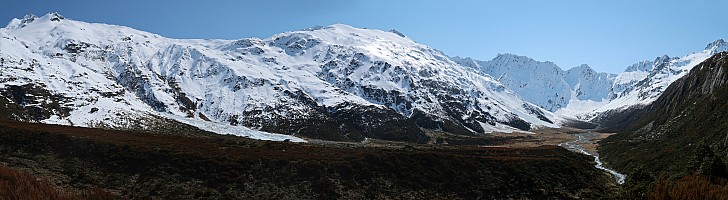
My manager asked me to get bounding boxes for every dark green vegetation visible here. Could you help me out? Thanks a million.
[599,52,728,198]
[0,120,616,199]
[591,105,646,133]
[230,102,430,143]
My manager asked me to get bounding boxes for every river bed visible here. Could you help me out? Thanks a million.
[559,132,626,184]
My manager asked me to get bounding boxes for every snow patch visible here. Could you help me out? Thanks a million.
[164,114,306,142]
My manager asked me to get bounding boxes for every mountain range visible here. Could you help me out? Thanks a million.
[0,13,560,143]
[452,39,727,122]
[0,12,725,143]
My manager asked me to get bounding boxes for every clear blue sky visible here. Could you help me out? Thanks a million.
[2,0,726,73]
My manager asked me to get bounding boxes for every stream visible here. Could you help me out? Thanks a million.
[559,132,626,184]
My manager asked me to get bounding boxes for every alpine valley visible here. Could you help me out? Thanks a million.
[1,12,727,199]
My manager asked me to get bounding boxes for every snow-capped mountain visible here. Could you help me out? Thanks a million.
[451,54,616,112]
[0,13,306,142]
[562,39,728,120]
[454,39,727,122]
[0,13,559,142]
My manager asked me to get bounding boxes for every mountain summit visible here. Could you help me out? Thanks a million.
[705,38,727,51]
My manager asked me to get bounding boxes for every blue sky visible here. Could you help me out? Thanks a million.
[2,0,726,73]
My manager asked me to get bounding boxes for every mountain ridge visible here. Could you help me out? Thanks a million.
[0,13,558,142]
[453,38,727,123]
[451,53,616,113]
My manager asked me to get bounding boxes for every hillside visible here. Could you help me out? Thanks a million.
[599,51,728,177]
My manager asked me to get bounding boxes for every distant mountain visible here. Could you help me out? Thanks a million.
[452,54,615,112]
[586,39,727,122]
[454,39,728,123]
[599,51,728,177]
[0,13,558,142]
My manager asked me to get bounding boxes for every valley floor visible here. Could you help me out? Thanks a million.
[423,126,614,151]
[0,120,618,199]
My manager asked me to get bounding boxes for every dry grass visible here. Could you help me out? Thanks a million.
[486,127,587,148]
[649,175,728,200]
[579,132,614,154]
[0,165,116,200]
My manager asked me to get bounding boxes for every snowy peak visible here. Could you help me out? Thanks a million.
[562,39,728,121]
[3,12,163,44]
[490,53,559,69]
[463,38,728,122]
[47,12,65,22]
[705,39,728,53]
[565,64,595,75]
[624,60,653,72]
[575,64,592,69]
[4,12,65,29]
[564,64,615,102]
[481,54,563,80]
[22,13,38,23]
[454,54,616,112]
[654,54,672,63]
[459,38,728,122]
[706,38,726,50]
[283,24,416,45]
[464,54,569,112]
[449,56,481,70]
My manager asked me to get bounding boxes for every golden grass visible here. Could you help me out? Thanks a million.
[649,175,728,200]
[0,165,116,200]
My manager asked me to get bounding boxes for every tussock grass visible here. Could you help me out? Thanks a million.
[650,175,728,200]
[0,165,116,200]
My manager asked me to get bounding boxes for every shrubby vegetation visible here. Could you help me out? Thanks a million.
[599,52,728,199]
[0,120,615,199]
[615,141,728,199]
